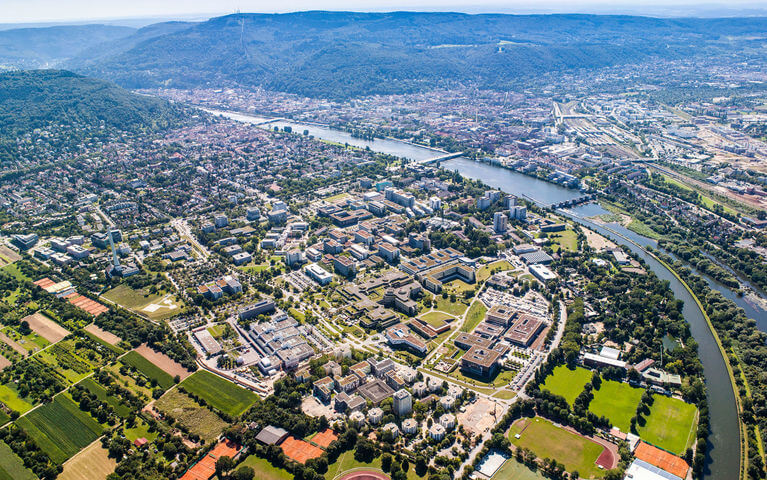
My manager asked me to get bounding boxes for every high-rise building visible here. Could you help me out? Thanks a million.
[493,211,508,234]
[393,389,412,416]
[511,205,527,221]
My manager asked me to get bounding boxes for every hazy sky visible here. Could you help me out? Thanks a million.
[3,0,767,23]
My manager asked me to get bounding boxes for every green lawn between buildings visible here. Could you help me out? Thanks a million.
[461,301,487,333]
[509,417,604,479]
[540,365,592,406]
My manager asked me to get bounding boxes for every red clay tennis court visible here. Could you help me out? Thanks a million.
[281,436,324,464]
[634,442,690,479]
[33,278,56,289]
[64,292,109,315]
[312,429,338,448]
[181,439,241,480]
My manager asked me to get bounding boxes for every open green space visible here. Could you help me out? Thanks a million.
[540,365,592,406]
[123,418,159,444]
[434,295,469,317]
[0,384,34,413]
[444,279,476,294]
[180,370,257,417]
[477,260,514,282]
[16,394,103,464]
[79,377,132,417]
[154,389,228,443]
[288,307,306,322]
[549,229,578,252]
[492,456,547,480]
[1,264,31,282]
[121,350,175,390]
[461,301,487,333]
[325,449,421,480]
[230,455,292,480]
[101,284,182,321]
[509,417,604,479]
[419,311,452,328]
[0,440,37,480]
[588,380,644,432]
[638,394,698,455]
[450,365,518,388]
[0,409,8,425]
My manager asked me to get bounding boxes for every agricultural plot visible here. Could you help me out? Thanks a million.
[540,365,592,406]
[36,339,101,384]
[16,395,103,464]
[121,350,175,390]
[638,395,698,455]
[0,383,34,413]
[588,380,644,432]
[59,441,116,480]
[154,389,228,443]
[83,324,121,346]
[79,377,132,417]
[180,370,257,417]
[22,312,69,343]
[509,417,605,479]
[0,440,36,480]
[135,344,192,380]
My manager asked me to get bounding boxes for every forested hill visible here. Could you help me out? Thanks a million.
[63,11,767,98]
[0,70,189,164]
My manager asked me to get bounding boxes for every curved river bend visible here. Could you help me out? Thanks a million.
[220,110,743,479]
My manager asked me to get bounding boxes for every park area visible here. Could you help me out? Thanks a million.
[509,417,609,479]
[180,370,258,417]
[540,365,593,405]
[588,379,644,432]
[101,284,183,321]
[16,395,103,464]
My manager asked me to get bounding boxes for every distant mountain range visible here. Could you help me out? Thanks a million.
[2,12,767,98]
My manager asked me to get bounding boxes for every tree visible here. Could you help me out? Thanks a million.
[233,466,255,480]
[382,453,393,472]
[215,456,235,478]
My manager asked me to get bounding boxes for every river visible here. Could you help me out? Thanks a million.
[220,109,744,479]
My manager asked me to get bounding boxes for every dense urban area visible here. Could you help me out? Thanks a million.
[0,10,765,480]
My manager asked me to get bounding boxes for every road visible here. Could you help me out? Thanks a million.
[171,218,212,259]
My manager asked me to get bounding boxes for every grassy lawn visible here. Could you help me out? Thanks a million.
[450,366,517,388]
[101,285,182,321]
[477,260,514,282]
[638,395,698,455]
[16,395,103,464]
[509,417,604,479]
[434,295,469,316]
[230,455,292,480]
[461,301,487,333]
[549,229,578,252]
[325,450,421,480]
[588,380,644,432]
[180,370,257,417]
[79,377,132,417]
[1,264,31,282]
[288,308,306,322]
[492,456,547,480]
[154,389,229,443]
[540,365,592,406]
[419,311,453,328]
[444,279,476,294]
[0,440,36,480]
[0,383,34,413]
[122,350,175,390]
[124,418,160,443]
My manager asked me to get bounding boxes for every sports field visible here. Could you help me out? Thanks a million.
[638,395,698,455]
[121,350,175,389]
[540,365,592,406]
[491,457,546,480]
[509,417,604,479]
[181,370,257,417]
[0,440,36,480]
[154,389,229,443]
[16,395,103,464]
[588,380,644,432]
[324,450,421,480]
[59,441,116,480]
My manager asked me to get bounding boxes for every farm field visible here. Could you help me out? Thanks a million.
[79,377,132,417]
[588,380,644,432]
[134,344,192,380]
[638,395,698,455]
[540,365,592,406]
[83,324,121,346]
[0,440,36,480]
[59,441,116,480]
[509,417,604,479]
[121,350,175,390]
[180,370,257,417]
[0,383,34,413]
[22,312,69,343]
[154,389,228,443]
[16,394,103,464]
[101,284,182,321]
